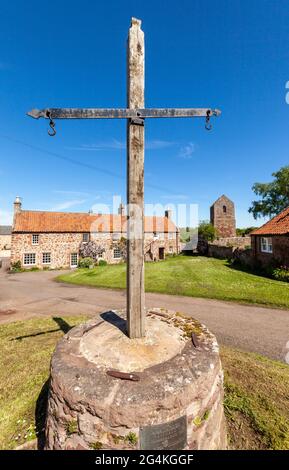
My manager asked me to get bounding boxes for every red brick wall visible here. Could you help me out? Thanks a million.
[251,235,289,267]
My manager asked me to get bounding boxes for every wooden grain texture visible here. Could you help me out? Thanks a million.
[27,108,221,119]
[126,18,145,338]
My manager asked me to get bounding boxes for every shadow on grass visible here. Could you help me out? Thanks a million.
[35,379,50,450]
[11,317,72,341]
[224,260,273,280]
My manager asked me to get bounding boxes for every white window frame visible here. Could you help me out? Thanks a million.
[169,246,174,254]
[42,252,51,264]
[32,234,39,245]
[70,253,79,268]
[113,247,122,259]
[23,253,36,266]
[260,237,273,254]
[82,233,90,243]
[168,232,174,239]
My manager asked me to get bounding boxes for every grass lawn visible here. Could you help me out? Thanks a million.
[57,255,289,309]
[0,316,289,450]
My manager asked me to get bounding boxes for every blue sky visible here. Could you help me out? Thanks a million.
[0,0,288,227]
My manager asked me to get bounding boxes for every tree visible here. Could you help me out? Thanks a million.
[249,166,289,219]
[198,221,217,242]
[79,241,105,261]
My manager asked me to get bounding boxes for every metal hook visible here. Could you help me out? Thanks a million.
[46,111,56,137]
[205,110,212,131]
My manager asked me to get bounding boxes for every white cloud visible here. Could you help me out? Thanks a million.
[49,199,87,211]
[0,209,13,225]
[178,142,195,159]
[67,139,175,152]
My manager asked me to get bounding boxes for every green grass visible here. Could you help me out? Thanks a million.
[221,346,289,449]
[0,316,288,450]
[0,315,88,450]
[57,255,289,309]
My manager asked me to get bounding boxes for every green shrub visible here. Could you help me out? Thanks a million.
[98,259,107,266]
[10,261,22,273]
[78,257,94,268]
[272,266,289,283]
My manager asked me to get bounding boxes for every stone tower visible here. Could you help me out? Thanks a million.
[210,195,236,238]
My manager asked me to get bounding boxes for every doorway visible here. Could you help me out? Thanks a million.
[158,247,165,260]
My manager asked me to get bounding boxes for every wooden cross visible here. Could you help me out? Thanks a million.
[27,17,221,339]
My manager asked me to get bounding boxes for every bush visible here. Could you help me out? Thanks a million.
[98,259,107,266]
[10,261,22,273]
[78,257,94,269]
[272,266,289,283]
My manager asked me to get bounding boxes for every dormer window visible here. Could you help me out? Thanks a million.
[32,234,39,245]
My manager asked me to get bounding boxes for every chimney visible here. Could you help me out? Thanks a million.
[165,209,172,219]
[88,209,93,215]
[118,203,125,217]
[14,196,22,214]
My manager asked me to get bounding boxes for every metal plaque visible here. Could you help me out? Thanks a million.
[140,415,187,450]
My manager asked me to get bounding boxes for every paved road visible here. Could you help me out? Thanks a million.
[0,270,289,362]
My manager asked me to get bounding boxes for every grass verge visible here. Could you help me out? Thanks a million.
[57,255,289,309]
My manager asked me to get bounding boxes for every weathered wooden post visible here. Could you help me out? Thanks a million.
[27,18,227,451]
[127,18,145,338]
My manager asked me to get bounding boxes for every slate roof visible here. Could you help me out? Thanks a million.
[13,211,178,233]
[0,226,12,235]
[250,206,289,236]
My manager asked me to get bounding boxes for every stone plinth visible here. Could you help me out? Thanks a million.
[45,309,227,450]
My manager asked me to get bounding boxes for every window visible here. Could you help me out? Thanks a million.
[223,205,227,213]
[70,253,78,267]
[168,232,174,239]
[261,237,273,254]
[82,233,90,243]
[23,253,36,266]
[32,234,39,245]
[42,252,51,264]
[112,233,121,241]
[169,246,174,254]
[113,248,122,259]
[153,232,159,239]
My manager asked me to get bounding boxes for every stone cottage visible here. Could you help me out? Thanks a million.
[210,195,236,238]
[250,206,289,267]
[11,198,180,269]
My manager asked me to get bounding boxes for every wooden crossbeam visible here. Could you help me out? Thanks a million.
[27,107,221,120]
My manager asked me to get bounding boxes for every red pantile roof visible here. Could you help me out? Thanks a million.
[250,206,289,236]
[13,211,178,233]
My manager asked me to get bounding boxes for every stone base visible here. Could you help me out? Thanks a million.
[45,309,227,450]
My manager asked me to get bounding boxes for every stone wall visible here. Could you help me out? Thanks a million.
[45,309,227,450]
[208,244,234,259]
[11,231,179,269]
[212,236,251,249]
